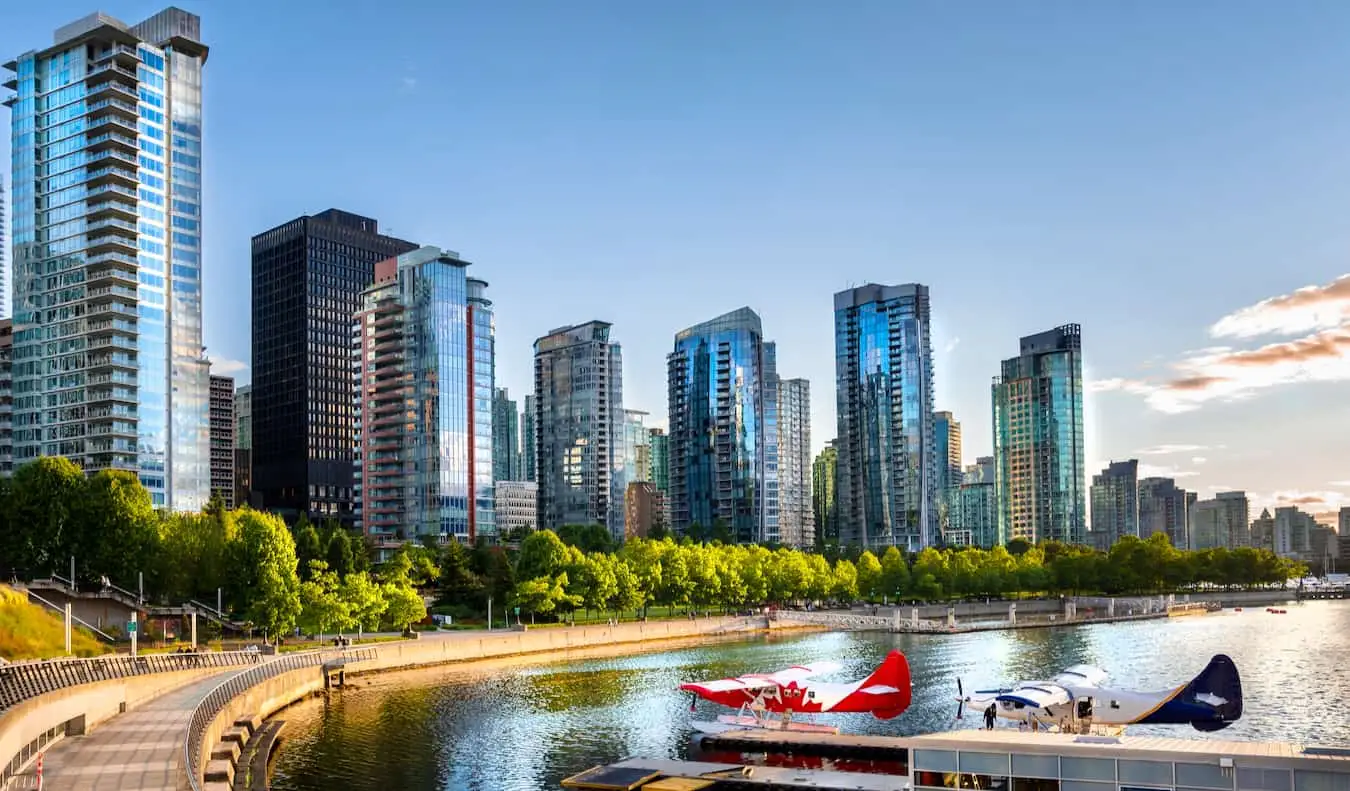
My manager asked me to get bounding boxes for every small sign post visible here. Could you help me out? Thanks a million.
[128,613,138,657]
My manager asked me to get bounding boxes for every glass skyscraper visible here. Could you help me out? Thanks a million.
[646,427,669,492]
[533,321,625,537]
[992,324,1087,545]
[622,409,650,485]
[353,246,494,544]
[492,387,521,482]
[4,9,209,509]
[812,441,837,545]
[833,284,936,551]
[667,307,778,543]
[1089,459,1139,549]
[521,394,536,483]
[777,377,813,548]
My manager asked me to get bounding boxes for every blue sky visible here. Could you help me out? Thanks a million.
[5,1,1350,520]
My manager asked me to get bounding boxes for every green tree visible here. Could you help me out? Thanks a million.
[856,550,882,602]
[878,547,910,600]
[298,560,352,638]
[517,529,570,581]
[339,571,388,632]
[804,553,833,601]
[324,528,356,579]
[2,457,86,577]
[832,558,859,602]
[293,523,324,581]
[74,471,160,587]
[556,523,614,554]
[230,511,302,641]
[438,540,484,604]
[382,580,427,632]
[609,558,646,615]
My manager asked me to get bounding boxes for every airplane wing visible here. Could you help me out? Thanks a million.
[752,661,843,686]
[681,661,842,697]
[996,683,1072,710]
[1054,665,1109,688]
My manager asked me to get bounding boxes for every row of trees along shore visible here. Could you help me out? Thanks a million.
[0,458,1306,631]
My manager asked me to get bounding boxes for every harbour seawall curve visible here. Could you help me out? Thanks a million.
[193,615,773,789]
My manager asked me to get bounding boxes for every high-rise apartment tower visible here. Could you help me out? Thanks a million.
[667,308,778,543]
[533,321,625,537]
[992,324,1087,545]
[5,9,211,508]
[833,284,936,551]
[251,209,415,524]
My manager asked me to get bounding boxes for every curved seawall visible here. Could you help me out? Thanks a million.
[191,615,773,790]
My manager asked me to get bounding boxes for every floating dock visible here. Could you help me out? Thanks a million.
[567,727,1350,790]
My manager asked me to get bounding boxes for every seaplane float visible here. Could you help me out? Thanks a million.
[679,650,912,734]
[957,654,1243,733]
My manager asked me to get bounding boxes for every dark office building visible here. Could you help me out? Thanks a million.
[251,210,417,525]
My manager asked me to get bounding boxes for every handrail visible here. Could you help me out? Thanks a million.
[0,650,264,714]
[183,646,379,791]
[24,590,116,642]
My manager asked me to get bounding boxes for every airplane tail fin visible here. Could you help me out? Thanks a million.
[862,650,912,709]
[1184,654,1243,732]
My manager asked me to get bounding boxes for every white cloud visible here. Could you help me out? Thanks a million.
[399,76,417,93]
[1210,274,1350,339]
[1133,443,1208,456]
[1137,463,1199,480]
[943,337,961,354]
[1330,480,1350,488]
[1092,273,1350,413]
[1191,456,1207,464]
[211,357,248,376]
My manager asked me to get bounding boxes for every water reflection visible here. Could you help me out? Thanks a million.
[269,601,1350,791]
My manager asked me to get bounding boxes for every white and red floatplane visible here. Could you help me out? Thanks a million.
[679,650,912,734]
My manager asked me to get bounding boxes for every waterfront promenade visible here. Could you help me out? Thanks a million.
[25,673,233,791]
[2,616,772,791]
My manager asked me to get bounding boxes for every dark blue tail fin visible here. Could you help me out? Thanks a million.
[1185,654,1243,732]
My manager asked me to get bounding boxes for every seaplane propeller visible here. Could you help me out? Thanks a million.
[956,678,965,720]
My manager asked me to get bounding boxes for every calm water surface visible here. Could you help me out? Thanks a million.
[269,601,1350,791]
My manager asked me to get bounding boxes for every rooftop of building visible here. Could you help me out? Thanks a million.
[674,306,762,343]
[832,282,928,311]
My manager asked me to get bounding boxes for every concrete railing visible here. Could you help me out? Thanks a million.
[184,648,378,791]
[0,651,263,714]
[1,667,230,790]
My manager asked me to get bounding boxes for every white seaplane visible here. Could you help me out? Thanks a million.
[957,654,1243,733]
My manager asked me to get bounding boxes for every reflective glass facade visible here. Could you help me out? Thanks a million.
[812,442,837,544]
[992,324,1087,545]
[4,9,209,509]
[1089,459,1138,548]
[353,246,494,544]
[834,284,937,551]
[777,378,813,548]
[208,373,234,508]
[646,428,668,491]
[521,393,536,483]
[622,409,649,485]
[667,307,778,543]
[533,321,625,538]
[492,387,521,482]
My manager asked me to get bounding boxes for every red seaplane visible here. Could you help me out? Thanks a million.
[679,651,912,733]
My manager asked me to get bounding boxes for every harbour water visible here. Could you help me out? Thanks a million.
[268,600,1350,791]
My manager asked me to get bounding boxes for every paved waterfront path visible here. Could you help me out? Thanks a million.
[32,671,236,791]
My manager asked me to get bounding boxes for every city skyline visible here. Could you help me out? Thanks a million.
[3,2,1349,525]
